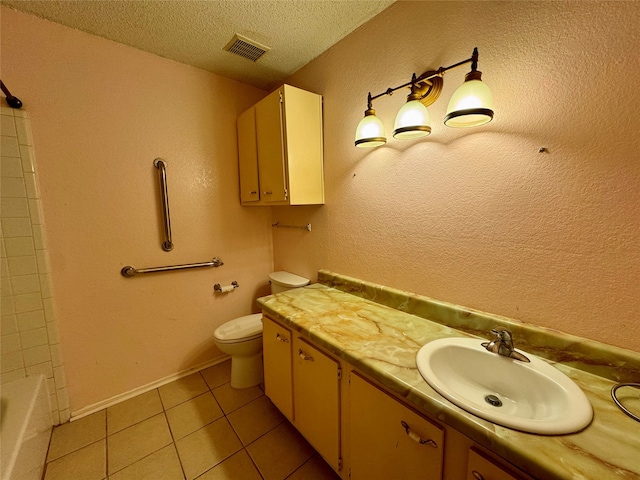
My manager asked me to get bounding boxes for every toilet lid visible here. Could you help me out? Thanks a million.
[269,271,310,288]
[214,313,263,342]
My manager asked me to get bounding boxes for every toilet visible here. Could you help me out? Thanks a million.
[213,271,310,388]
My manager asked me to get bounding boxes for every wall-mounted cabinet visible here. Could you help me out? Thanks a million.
[237,84,324,206]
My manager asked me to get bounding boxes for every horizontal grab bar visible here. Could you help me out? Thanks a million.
[121,257,223,277]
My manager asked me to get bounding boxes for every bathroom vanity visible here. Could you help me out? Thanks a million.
[258,271,640,480]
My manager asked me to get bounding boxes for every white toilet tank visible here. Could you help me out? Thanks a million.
[269,271,310,294]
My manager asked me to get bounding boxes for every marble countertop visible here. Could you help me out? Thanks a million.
[257,272,640,480]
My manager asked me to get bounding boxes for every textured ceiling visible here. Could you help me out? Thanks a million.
[1,0,395,90]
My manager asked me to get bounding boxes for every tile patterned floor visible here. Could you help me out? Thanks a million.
[42,360,340,480]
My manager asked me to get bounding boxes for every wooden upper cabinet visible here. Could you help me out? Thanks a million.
[237,84,324,206]
[237,107,260,203]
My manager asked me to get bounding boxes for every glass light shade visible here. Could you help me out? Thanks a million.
[444,76,494,128]
[355,111,386,148]
[393,100,431,139]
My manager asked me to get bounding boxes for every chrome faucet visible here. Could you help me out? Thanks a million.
[481,327,530,362]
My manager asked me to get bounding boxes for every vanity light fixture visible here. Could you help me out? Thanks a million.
[354,48,494,148]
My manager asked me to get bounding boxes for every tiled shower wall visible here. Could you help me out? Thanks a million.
[1,104,70,424]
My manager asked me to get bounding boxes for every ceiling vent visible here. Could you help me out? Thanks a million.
[224,34,270,62]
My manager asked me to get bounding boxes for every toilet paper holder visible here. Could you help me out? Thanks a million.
[214,281,239,293]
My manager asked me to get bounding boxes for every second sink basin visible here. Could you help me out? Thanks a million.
[416,337,593,435]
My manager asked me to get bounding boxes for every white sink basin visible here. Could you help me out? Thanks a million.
[416,337,593,434]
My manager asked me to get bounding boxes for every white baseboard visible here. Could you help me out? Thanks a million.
[70,355,231,421]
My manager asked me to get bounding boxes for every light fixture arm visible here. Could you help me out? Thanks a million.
[366,48,480,105]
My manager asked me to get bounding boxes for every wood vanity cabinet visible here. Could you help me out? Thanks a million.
[237,84,324,206]
[262,316,341,472]
[262,316,293,420]
[466,448,524,480]
[293,337,341,472]
[262,314,531,480]
[349,372,444,479]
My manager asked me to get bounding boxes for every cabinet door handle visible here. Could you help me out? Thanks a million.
[249,191,257,195]
[263,191,273,195]
[276,333,289,343]
[471,471,485,480]
[298,349,314,361]
[400,421,437,448]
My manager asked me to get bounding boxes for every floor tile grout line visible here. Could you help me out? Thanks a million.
[247,451,268,480]
[241,415,286,449]
[40,426,54,480]
[161,403,188,480]
[182,371,274,480]
[106,388,164,438]
[165,371,238,479]
[41,437,106,479]
[42,411,108,466]
[284,454,320,480]
[105,441,180,479]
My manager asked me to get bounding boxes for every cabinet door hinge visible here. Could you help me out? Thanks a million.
[284,188,288,200]
[337,367,342,380]
[338,457,343,471]
[279,91,283,103]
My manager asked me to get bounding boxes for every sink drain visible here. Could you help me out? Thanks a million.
[485,394,502,407]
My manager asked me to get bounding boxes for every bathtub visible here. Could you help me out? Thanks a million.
[1,375,52,480]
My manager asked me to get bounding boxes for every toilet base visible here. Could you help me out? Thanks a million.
[230,353,264,389]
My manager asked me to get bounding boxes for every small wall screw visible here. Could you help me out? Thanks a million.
[539,147,548,153]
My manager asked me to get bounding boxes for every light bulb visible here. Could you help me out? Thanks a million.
[444,72,494,128]
[355,109,387,148]
[393,100,431,139]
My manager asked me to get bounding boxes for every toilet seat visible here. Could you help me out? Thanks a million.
[214,313,263,344]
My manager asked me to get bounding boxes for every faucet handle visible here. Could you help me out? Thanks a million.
[490,326,513,343]
[490,326,510,336]
[488,326,515,352]
[484,326,530,362]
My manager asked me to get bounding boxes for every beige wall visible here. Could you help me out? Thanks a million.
[1,7,272,412]
[275,1,640,352]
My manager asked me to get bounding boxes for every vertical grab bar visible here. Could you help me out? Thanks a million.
[154,158,173,251]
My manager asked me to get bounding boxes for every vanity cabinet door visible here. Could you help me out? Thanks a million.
[349,372,444,480]
[466,448,523,480]
[293,336,341,472]
[262,317,293,420]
